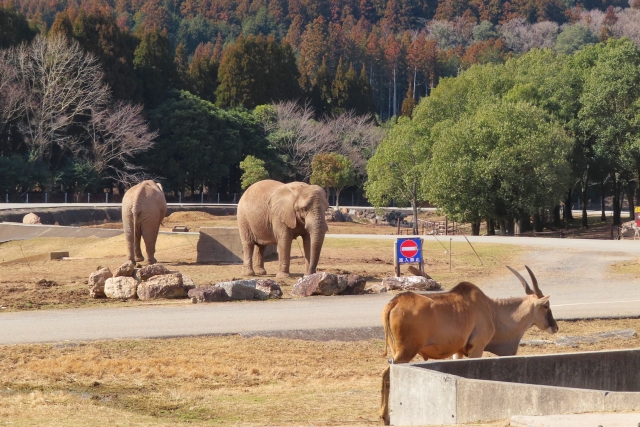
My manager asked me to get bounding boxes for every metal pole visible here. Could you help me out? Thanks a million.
[201,191,204,204]
[352,192,354,206]
[26,193,28,203]
[217,193,220,204]
[178,192,181,204]
[45,192,47,203]
[105,193,108,203]
[64,192,67,203]
[88,193,90,203]
[5,194,7,203]
[233,193,236,203]
[449,238,452,272]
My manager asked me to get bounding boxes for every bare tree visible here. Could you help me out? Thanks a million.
[500,19,559,53]
[88,103,158,184]
[4,35,111,164]
[0,58,24,134]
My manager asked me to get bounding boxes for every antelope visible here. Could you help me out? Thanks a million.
[379,266,558,425]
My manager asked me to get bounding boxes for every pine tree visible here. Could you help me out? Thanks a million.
[358,63,376,116]
[187,42,218,102]
[134,28,176,107]
[49,11,73,38]
[400,85,415,117]
[332,57,348,113]
[311,57,333,116]
[174,43,189,90]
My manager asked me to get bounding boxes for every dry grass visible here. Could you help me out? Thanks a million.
[0,233,523,311]
[0,318,638,427]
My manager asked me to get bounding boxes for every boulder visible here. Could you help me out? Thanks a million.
[137,273,186,300]
[188,286,231,303]
[215,280,268,300]
[382,276,441,291]
[291,272,347,297]
[339,274,367,295]
[256,279,283,299]
[182,275,196,292]
[333,210,345,222]
[369,284,387,293]
[138,264,169,280]
[104,276,138,299]
[621,220,639,238]
[115,260,135,277]
[22,213,41,224]
[88,267,113,298]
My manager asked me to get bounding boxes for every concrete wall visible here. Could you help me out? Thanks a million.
[196,227,277,264]
[0,205,236,226]
[389,349,640,426]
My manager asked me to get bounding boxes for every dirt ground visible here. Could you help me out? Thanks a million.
[0,217,519,311]
[0,318,638,427]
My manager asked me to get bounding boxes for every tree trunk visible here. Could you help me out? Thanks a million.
[412,202,419,235]
[612,173,621,226]
[581,180,588,228]
[506,218,515,236]
[517,213,532,234]
[393,67,397,118]
[553,205,561,228]
[335,188,341,209]
[486,216,495,235]
[471,220,481,236]
[601,178,606,222]
[564,187,574,221]
[533,212,543,232]
[626,180,635,221]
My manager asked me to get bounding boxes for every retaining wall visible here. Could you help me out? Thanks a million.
[389,348,640,426]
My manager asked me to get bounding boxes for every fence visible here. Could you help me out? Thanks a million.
[3,192,242,204]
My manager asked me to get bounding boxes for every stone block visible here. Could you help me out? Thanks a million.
[104,276,138,299]
[196,227,276,264]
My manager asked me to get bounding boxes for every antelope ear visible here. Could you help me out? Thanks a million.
[269,185,297,229]
[536,295,551,306]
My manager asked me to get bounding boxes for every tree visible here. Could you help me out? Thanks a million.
[133,29,176,107]
[239,155,270,189]
[187,42,219,102]
[0,6,36,49]
[310,153,354,207]
[216,35,301,109]
[555,25,598,55]
[426,101,572,235]
[365,117,429,235]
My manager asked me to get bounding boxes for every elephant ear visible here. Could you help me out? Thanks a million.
[269,185,297,229]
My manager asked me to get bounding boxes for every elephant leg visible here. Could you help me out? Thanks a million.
[124,221,136,263]
[141,221,160,264]
[253,245,267,275]
[275,236,292,280]
[134,222,144,262]
[242,240,256,276]
[301,234,311,271]
[379,365,391,425]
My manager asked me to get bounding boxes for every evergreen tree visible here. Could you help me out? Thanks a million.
[0,6,36,49]
[187,42,219,102]
[174,43,189,90]
[332,57,349,113]
[133,28,176,107]
[311,57,333,115]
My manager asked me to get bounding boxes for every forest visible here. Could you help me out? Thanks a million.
[1,0,640,228]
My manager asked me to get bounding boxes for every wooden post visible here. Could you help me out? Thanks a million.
[419,238,424,274]
[394,239,400,277]
[397,217,401,235]
[445,217,448,235]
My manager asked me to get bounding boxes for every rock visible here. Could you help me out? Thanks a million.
[188,286,231,303]
[556,329,637,347]
[88,267,113,298]
[182,275,196,292]
[340,207,349,214]
[382,276,441,291]
[333,210,345,222]
[256,279,283,299]
[339,274,367,295]
[115,261,135,277]
[621,220,639,238]
[104,276,138,299]
[519,339,553,347]
[384,210,407,224]
[291,272,347,297]
[369,284,387,293]
[36,279,57,287]
[22,213,41,224]
[137,273,186,300]
[215,280,267,300]
[138,264,169,280]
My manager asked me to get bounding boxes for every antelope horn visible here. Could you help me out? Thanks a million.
[525,265,543,298]
[507,265,534,295]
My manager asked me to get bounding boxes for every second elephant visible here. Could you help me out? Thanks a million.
[237,180,329,279]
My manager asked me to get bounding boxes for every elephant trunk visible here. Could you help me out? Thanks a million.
[307,228,326,275]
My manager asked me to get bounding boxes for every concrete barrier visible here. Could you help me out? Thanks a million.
[389,348,640,425]
[0,222,123,242]
[196,227,276,264]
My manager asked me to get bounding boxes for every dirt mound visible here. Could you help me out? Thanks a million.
[165,211,230,223]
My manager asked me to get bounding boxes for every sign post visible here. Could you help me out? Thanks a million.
[394,237,424,277]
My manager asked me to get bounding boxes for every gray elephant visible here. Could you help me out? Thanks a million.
[122,180,167,264]
[237,180,329,280]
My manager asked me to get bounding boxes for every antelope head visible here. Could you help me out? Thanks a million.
[507,265,559,334]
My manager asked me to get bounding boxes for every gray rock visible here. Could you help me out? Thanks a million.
[339,274,367,295]
[88,267,113,298]
[22,213,41,224]
[556,329,637,347]
[369,284,387,293]
[137,273,186,300]
[104,276,138,299]
[382,276,441,291]
[182,275,196,292]
[138,264,169,280]
[115,261,135,277]
[188,287,231,303]
[519,339,554,347]
[291,272,347,297]
[215,280,267,300]
[333,210,345,222]
[594,329,637,339]
[256,279,283,299]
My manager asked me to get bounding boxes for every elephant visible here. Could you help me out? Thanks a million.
[237,180,329,280]
[122,180,167,264]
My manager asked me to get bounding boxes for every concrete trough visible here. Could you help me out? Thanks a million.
[388,348,640,426]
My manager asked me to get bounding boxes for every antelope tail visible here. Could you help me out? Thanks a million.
[382,298,398,359]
